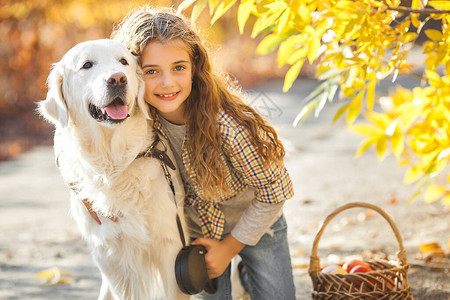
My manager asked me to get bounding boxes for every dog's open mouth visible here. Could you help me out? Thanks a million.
[89,98,129,123]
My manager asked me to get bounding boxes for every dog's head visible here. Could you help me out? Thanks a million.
[38,39,149,128]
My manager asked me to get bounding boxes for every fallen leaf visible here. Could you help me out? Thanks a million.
[35,267,72,285]
[292,263,308,269]
[295,248,307,255]
[389,197,398,205]
[419,242,444,254]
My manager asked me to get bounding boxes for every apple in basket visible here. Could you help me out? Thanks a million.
[349,264,372,273]
[343,259,371,273]
[321,264,347,274]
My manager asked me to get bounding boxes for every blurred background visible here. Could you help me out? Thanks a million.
[0,0,303,161]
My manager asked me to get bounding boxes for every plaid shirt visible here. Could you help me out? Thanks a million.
[155,108,294,240]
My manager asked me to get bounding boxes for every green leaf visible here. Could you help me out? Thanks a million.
[211,0,237,24]
[238,0,254,34]
[293,98,318,126]
[283,59,304,92]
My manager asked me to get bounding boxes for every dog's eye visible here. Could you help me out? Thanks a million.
[81,61,93,69]
[120,58,128,66]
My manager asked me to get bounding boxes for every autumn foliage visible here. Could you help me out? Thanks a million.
[180,0,450,205]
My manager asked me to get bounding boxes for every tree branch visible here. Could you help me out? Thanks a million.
[384,2,450,14]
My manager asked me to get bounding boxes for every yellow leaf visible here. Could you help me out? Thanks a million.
[277,7,290,34]
[350,124,380,136]
[367,79,376,111]
[424,29,442,41]
[390,123,405,157]
[287,48,307,64]
[346,92,363,125]
[411,13,421,28]
[376,136,387,160]
[307,36,321,63]
[209,0,219,15]
[333,103,350,123]
[252,8,285,38]
[419,242,444,253]
[441,194,450,205]
[35,267,71,286]
[256,33,286,55]
[429,0,450,10]
[237,0,254,34]
[278,34,304,67]
[404,165,423,183]
[424,184,446,203]
[211,0,237,24]
[283,60,304,92]
[191,0,208,21]
[177,0,197,12]
[264,1,287,11]
[355,137,377,158]
[412,0,422,9]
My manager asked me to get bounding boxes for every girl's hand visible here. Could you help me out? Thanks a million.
[192,234,245,278]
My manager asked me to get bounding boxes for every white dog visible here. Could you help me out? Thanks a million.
[38,39,189,300]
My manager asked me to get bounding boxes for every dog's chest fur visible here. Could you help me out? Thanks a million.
[55,116,184,298]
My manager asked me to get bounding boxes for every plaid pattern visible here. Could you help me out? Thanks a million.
[154,108,294,240]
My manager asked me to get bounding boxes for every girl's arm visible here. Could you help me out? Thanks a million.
[191,234,244,278]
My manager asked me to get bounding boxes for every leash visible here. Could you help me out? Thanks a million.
[136,133,187,248]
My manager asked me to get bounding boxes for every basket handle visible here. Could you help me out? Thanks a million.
[308,202,408,274]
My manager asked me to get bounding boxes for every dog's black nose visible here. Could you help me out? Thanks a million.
[107,72,127,87]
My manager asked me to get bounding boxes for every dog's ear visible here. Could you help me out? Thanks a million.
[37,64,69,128]
[136,76,151,120]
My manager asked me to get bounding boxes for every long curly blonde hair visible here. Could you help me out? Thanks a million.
[112,5,285,200]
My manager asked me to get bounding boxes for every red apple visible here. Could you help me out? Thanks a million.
[350,264,372,273]
[343,259,365,273]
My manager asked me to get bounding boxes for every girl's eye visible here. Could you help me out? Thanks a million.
[174,65,185,71]
[81,61,93,69]
[120,58,128,66]
[145,69,156,75]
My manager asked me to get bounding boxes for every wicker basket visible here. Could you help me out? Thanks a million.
[308,202,413,299]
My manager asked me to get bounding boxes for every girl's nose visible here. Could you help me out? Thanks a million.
[161,73,174,87]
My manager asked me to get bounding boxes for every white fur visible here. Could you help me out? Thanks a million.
[38,39,189,300]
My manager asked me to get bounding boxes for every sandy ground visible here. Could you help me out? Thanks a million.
[0,79,449,299]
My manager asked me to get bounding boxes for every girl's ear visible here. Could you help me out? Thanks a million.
[37,64,69,128]
[136,76,151,119]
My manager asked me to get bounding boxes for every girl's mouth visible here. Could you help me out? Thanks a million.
[155,91,180,101]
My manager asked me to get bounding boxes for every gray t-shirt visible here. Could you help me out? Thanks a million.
[159,116,284,245]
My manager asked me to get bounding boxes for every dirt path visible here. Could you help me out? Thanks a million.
[0,79,449,299]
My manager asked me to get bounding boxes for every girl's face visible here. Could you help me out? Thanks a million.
[141,39,192,124]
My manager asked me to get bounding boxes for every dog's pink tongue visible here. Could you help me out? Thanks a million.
[105,103,128,120]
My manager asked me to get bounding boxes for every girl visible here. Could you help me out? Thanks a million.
[111,6,296,299]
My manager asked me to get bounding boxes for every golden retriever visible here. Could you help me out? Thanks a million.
[38,39,189,300]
